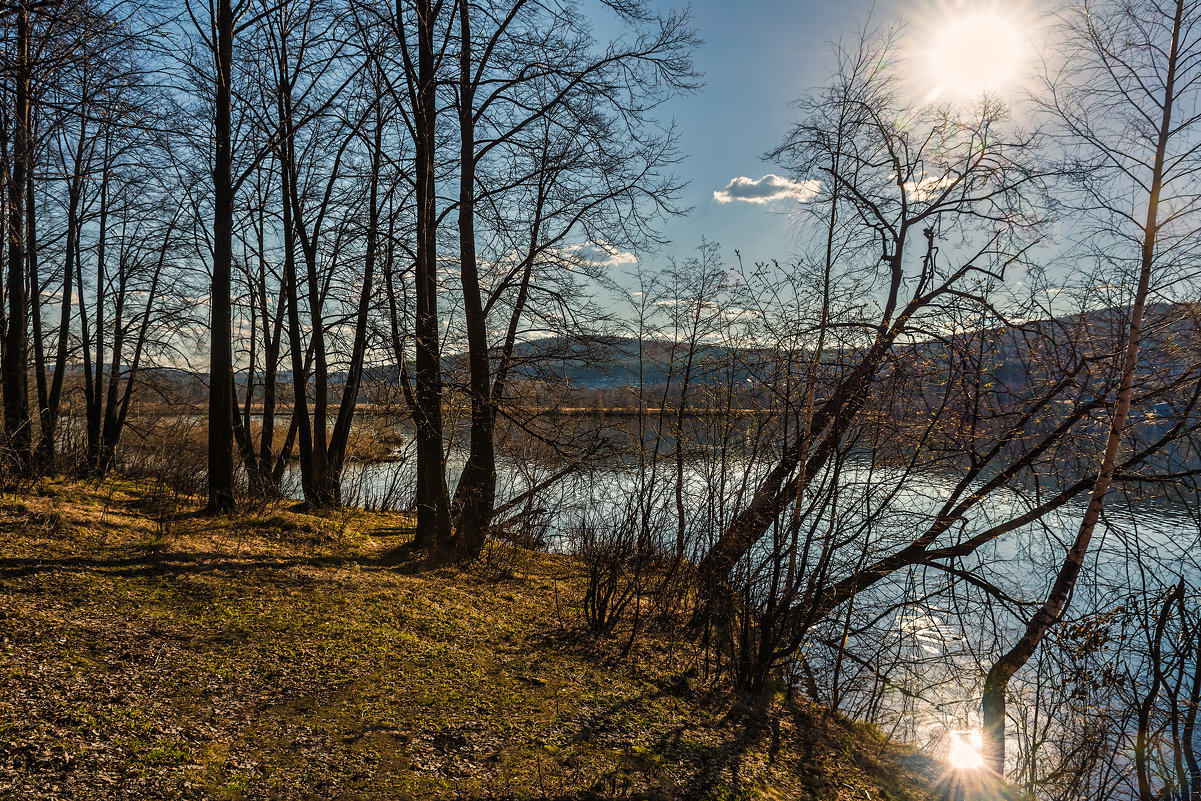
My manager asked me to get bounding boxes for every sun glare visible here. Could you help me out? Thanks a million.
[921,4,1031,101]
[947,730,985,771]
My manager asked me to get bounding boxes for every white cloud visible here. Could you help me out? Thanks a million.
[713,174,820,205]
[567,242,638,267]
[902,174,956,202]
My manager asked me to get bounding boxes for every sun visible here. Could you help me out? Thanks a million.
[947,729,985,771]
[918,3,1033,101]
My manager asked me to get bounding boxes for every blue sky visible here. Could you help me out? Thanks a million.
[649,0,892,266]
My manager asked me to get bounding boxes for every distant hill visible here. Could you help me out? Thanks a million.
[133,301,1201,399]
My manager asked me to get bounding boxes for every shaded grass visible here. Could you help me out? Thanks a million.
[0,479,947,800]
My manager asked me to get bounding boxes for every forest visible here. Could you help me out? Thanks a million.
[1,0,1200,798]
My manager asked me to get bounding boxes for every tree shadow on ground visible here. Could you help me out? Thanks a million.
[0,537,429,584]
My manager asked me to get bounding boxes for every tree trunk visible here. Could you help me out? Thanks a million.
[695,218,927,604]
[84,161,110,474]
[981,1,1183,772]
[326,100,385,501]
[207,0,237,511]
[254,218,287,493]
[282,143,314,504]
[2,2,32,474]
[449,0,496,561]
[36,118,83,472]
[410,0,452,551]
[301,236,332,505]
[97,258,128,475]
[29,170,46,465]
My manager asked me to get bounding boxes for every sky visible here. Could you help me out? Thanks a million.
[633,0,1042,271]
[651,0,874,266]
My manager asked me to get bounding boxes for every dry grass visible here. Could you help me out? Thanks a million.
[0,479,952,800]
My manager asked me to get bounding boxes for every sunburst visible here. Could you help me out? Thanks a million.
[915,2,1036,102]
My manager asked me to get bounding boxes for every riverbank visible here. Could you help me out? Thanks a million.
[0,479,953,800]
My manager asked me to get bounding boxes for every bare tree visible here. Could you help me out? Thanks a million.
[180,0,312,508]
[446,0,698,560]
[350,0,454,545]
[983,0,1201,772]
[205,0,236,509]
[695,26,1046,613]
[2,0,157,475]
[2,0,37,473]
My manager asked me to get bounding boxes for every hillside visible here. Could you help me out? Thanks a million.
[0,481,952,800]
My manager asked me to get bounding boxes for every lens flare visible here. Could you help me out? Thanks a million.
[948,729,984,770]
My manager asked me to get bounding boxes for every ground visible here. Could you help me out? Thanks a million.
[0,479,949,800]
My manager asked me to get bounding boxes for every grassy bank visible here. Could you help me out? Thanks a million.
[0,479,947,800]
